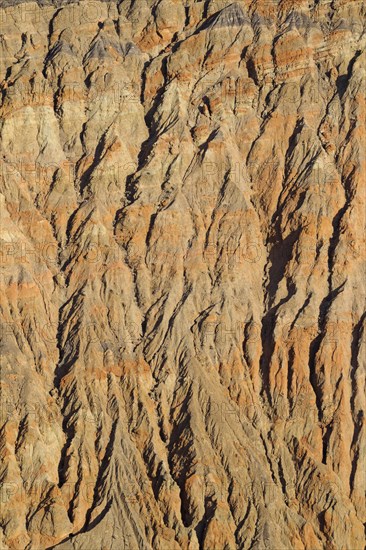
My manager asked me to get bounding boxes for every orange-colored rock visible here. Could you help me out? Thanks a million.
[0,1,365,549]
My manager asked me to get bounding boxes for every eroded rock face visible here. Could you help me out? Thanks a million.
[0,1,365,549]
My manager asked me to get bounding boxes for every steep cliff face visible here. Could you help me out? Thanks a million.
[0,1,365,549]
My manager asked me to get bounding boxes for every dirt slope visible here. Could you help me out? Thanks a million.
[0,1,365,549]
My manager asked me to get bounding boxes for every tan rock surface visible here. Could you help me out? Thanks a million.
[0,1,365,549]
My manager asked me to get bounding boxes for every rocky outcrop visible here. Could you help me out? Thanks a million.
[0,1,365,549]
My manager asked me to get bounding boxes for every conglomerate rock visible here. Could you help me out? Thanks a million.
[0,1,365,549]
